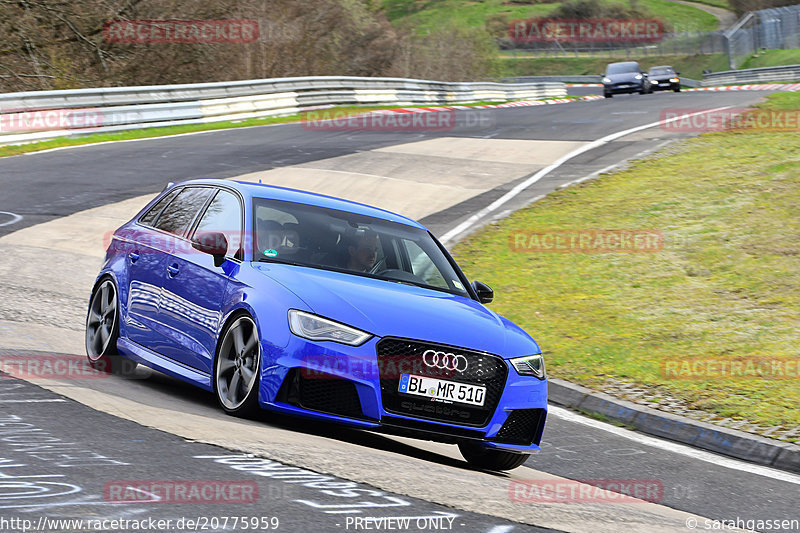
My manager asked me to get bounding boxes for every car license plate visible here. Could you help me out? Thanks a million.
[398,374,486,406]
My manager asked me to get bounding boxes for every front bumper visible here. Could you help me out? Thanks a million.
[604,82,646,94]
[258,335,548,452]
[651,80,679,91]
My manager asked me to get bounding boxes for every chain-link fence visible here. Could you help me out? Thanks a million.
[726,5,800,68]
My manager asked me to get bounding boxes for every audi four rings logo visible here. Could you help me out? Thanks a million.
[422,349,468,372]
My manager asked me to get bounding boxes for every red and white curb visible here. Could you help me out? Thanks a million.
[686,83,800,91]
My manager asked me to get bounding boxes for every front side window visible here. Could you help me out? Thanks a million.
[154,187,213,236]
[252,198,469,297]
[192,189,243,257]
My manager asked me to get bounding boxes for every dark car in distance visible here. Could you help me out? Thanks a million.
[648,65,681,92]
[602,61,650,98]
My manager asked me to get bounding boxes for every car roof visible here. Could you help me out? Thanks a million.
[170,178,426,229]
[608,61,639,67]
[649,65,674,69]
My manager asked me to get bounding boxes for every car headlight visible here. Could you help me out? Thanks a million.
[634,74,643,80]
[670,78,680,83]
[509,354,546,379]
[288,310,372,346]
[602,77,611,83]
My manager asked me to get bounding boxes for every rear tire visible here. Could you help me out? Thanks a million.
[674,87,681,92]
[85,278,138,376]
[214,314,261,417]
[458,441,530,471]
[604,92,612,98]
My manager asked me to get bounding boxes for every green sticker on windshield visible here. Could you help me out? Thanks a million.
[264,249,278,257]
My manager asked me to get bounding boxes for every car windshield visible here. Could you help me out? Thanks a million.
[606,63,639,75]
[252,198,470,297]
[649,67,674,76]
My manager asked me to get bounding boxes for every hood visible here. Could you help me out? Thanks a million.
[253,263,540,357]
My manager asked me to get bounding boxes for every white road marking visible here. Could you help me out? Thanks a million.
[549,405,800,486]
[486,526,515,533]
[13,123,291,158]
[555,140,673,190]
[0,211,23,227]
[439,107,733,244]
[0,398,67,403]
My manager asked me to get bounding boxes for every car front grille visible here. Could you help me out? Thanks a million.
[376,337,508,427]
[491,408,547,446]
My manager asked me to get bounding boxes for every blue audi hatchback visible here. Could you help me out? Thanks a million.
[86,179,547,470]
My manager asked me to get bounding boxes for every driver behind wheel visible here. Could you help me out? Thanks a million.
[347,231,379,272]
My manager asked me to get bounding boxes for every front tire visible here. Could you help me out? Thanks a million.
[215,314,261,417]
[85,278,137,375]
[604,92,612,98]
[458,441,530,471]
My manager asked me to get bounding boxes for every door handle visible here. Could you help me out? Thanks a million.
[128,252,140,263]
[166,264,180,277]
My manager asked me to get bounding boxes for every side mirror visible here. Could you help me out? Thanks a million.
[676,71,681,75]
[192,231,228,267]
[471,280,494,304]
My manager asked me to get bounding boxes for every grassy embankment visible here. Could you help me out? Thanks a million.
[383,0,720,33]
[453,92,800,438]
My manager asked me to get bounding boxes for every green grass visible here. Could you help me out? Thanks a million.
[739,49,800,69]
[636,0,719,32]
[754,91,800,110]
[0,102,510,158]
[453,92,800,435]
[382,0,719,33]
[678,0,730,9]
[500,54,730,80]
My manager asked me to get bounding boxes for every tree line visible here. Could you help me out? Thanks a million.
[0,0,499,92]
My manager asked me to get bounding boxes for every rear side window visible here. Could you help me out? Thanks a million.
[139,188,180,227]
[154,187,213,236]
[192,189,243,257]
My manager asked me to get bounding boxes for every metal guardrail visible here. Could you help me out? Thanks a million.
[0,76,565,145]
[503,75,602,84]
[503,75,702,88]
[702,64,800,85]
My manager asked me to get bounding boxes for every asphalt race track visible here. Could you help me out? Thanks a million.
[0,88,798,532]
